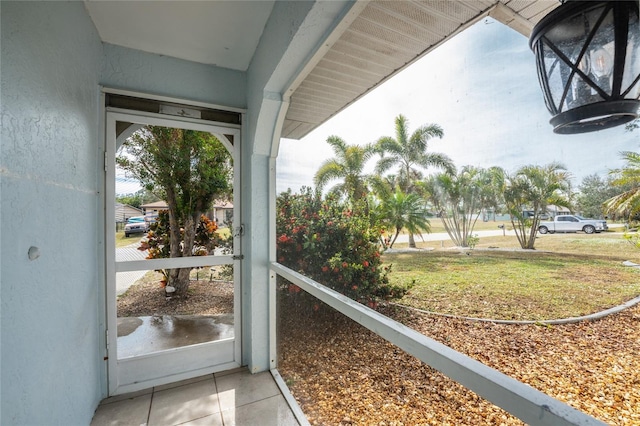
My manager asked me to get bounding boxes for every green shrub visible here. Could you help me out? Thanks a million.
[139,210,230,288]
[276,188,402,306]
[623,230,640,250]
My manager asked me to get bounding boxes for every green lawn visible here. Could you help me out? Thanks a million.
[115,231,142,248]
[384,232,640,321]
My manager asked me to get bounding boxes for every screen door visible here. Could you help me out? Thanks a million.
[105,108,242,395]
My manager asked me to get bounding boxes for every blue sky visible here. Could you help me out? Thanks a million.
[276,17,639,194]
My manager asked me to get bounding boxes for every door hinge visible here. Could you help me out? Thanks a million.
[232,254,244,260]
[104,151,108,172]
[105,329,110,350]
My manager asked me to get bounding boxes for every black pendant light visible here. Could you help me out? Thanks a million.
[529,1,640,134]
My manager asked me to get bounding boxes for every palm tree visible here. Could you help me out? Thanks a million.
[314,136,376,202]
[425,166,495,247]
[368,174,399,202]
[375,114,453,247]
[603,151,640,221]
[504,162,571,249]
[480,166,508,221]
[378,189,431,249]
[375,115,453,191]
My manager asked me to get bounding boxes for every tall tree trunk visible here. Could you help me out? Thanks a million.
[408,232,416,248]
[168,267,192,295]
[511,217,528,249]
[389,228,401,249]
[167,214,198,296]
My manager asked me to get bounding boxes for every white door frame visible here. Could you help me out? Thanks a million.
[105,108,242,395]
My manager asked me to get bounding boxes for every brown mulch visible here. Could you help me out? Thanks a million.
[117,277,234,317]
[278,298,640,425]
[118,280,640,425]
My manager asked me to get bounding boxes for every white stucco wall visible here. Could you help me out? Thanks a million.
[1,2,104,424]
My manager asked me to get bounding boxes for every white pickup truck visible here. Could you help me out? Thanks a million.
[538,214,608,234]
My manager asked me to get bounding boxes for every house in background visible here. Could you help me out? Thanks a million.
[547,204,573,217]
[115,203,143,223]
[212,200,234,226]
[140,200,233,226]
[1,1,609,425]
[140,200,169,216]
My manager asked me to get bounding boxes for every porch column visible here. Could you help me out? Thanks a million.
[242,0,357,373]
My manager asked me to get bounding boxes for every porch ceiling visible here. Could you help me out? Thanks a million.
[84,0,276,71]
[282,0,560,139]
[84,0,559,140]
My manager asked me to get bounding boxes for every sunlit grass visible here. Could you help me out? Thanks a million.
[398,229,638,259]
[115,231,142,248]
[383,239,640,321]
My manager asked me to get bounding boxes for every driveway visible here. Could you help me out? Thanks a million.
[116,243,148,295]
[393,228,517,244]
[394,223,626,245]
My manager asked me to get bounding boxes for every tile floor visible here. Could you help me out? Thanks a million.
[91,369,302,426]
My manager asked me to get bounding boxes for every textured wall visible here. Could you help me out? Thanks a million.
[0,1,354,421]
[0,2,104,424]
[101,43,246,109]
[241,0,353,372]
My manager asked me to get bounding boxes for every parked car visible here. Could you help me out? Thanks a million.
[124,216,148,237]
[538,214,608,234]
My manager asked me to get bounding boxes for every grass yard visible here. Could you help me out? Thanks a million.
[534,232,637,257]
[386,232,640,321]
[115,231,142,248]
[385,250,640,321]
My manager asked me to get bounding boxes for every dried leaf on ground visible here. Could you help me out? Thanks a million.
[279,299,640,425]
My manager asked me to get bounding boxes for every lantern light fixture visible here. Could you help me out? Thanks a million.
[529,1,640,134]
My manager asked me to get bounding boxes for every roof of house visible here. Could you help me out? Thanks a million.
[140,201,169,209]
[213,200,233,209]
[115,202,142,211]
